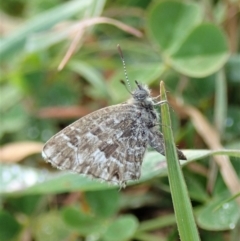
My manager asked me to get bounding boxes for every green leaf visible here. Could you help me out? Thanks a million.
[170,23,229,77]
[0,210,21,241]
[7,195,42,215]
[160,81,200,241]
[1,149,239,195]
[138,213,176,232]
[197,192,240,230]
[214,70,227,135]
[147,1,229,77]
[61,206,105,235]
[0,105,28,138]
[16,172,111,194]
[225,54,240,83]
[85,189,119,218]
[33,212,71,241]
[0,85,23,112]
[147,0,202,54]
[102,215,138,241]
[185,174,210,203]
[0,0,106,58]
[69,60,110,99]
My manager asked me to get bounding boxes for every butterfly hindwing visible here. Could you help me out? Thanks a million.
[42,78,187,188]
[42,103,149,186]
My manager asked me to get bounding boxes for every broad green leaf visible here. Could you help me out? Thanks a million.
[147,1,229,77]
[85,189,119,218]
[6,195,42,215]
[184,171,210,202]
[61,206,105,235]
[102,215,138,241]
[170,23,229,77]
[1,149,239,195]
[197,192,240,230]
[147,0,202,54]
[33,212,71,241]
[0,211,21,241]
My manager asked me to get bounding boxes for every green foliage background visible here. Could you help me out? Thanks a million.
[0,0,239,241]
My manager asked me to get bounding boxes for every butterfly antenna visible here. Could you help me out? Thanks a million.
[117,44,132,91]
[120,79,132,95]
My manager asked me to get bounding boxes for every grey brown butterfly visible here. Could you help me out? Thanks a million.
[42,45,186,188]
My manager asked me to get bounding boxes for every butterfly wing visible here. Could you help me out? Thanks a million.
[42,103,148,187]
[148,128,187,160]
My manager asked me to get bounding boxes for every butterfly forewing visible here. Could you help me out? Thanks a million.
[42,103,149,187]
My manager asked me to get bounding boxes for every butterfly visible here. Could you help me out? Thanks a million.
[42,46,186,188]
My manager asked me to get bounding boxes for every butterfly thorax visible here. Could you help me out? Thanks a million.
[127,83,158,128]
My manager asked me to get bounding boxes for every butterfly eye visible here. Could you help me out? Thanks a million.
[135,90,147,100]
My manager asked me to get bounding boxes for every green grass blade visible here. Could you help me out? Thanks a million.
[160,81,200,241]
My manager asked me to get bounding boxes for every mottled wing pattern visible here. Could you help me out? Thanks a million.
[42,104,148,187]
[148,128,186,160]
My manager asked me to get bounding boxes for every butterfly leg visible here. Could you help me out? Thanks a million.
[153,100,168,106]
[148,128,187,160]
[152,95,161,101]
[148,128,165,156]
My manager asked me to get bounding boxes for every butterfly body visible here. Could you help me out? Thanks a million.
[42,82,186,188]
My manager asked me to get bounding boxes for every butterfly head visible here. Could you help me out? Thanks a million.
[131,80,154,107]
[132,80,150,100]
